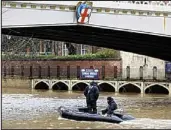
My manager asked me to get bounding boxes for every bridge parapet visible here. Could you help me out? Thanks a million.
[115,1,171,6]
[2,1,171,17]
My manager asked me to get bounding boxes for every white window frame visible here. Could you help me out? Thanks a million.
[62,43,68,56]
[81,44,87,55]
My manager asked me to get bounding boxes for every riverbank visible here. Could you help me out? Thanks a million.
[2,88,171,129]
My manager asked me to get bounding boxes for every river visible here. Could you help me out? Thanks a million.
[2,88,171,129]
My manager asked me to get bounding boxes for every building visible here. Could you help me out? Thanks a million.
[38,40,101,56]
[120,51,166,80]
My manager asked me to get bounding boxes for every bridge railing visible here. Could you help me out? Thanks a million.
[113,1,171,6]
[2,65,171,81]
[2,1,171,12]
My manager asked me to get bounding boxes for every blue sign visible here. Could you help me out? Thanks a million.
[165,62,171,73]
[80,68,99,80]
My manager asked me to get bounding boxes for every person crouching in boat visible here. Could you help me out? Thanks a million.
[84,81,99,114]
[101,97,118,117]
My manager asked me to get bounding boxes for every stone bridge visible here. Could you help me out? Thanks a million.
[32,79,171,95]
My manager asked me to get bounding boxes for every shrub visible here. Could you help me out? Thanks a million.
[95,48,120,58]
[2,49,120,60]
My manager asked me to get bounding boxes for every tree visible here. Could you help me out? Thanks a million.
[65,42,76,55]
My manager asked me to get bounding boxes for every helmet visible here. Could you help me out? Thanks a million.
[107,97,113,101]
[90,81,96,86]
[90,81,94,85]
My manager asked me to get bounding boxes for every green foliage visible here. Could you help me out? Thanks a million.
[2,54,119,61]
[2,48,120,60]
[95,48,120,58]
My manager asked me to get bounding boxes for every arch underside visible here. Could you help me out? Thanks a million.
[119,83,141,93]
[35,81,49,89]
[52,82,68,91]
[145,85,169,94]
[2,25,171,61]
[98,83,115,92]
[72,82,88,91]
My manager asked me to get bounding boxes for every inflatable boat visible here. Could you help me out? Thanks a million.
[58,106,135,123]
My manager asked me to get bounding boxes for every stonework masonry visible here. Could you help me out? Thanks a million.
[2,78,31,88]
[120,51,166,80]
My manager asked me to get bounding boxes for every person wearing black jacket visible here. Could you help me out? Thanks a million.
[84,81,99,114]
[102,97,118,116]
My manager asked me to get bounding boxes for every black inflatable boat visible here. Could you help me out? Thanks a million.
[58,106,135,123]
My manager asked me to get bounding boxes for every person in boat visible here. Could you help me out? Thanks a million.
[84,81,99,114]
[101,97,118,116]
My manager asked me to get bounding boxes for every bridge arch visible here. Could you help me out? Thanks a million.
[167,3,171,6]
[72,82,89,91]
[119,83,141,93]
[52,81,68,91]
[135,1,141,4]
[145,83,169,94]
[159,1,165,6]
[34,81,49,90]
[98,82,115,92]
[143,1,150,5]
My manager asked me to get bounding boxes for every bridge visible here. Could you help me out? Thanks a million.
[2,1,171,61]
[32,79,171,95]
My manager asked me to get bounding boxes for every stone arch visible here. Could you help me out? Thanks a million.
[72,81,89,88]
[159,1,165,6]
[143,1,149,5]
[145,84,169,94]
[119,83,141,93]
[98,82,115,92]
[151,1,157,5]
[34,81,49,89]
[52,81,68,91]
[135,1,141,4]
[167,3,171,6]
[72,82,89,91]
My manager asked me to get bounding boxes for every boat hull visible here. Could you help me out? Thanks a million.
[58,106,135,123]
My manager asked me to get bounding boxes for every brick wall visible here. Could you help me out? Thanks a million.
[2,59,122,79]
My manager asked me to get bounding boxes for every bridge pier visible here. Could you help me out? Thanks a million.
[68,81,72,91]
[169,83,171,95]
[49,81,52,89]
[31,79,34,89]
[115,81,119,93]
[141,82,144,94]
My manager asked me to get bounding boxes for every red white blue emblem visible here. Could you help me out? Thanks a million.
[76,2,92,24]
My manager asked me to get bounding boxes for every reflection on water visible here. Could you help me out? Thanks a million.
[2,88,171,129]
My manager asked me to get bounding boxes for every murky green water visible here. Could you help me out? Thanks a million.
[2,88,171,129]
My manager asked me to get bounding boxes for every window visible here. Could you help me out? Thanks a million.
[139,66,143,80]
[62,43,68,56]
[126,66,130,79]
[81,44,87,55]
[153,66,157,80]
[46,41,52,53]
[143,57,148,67]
